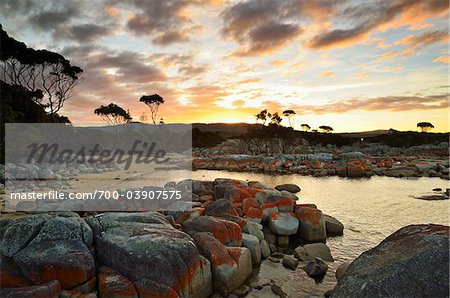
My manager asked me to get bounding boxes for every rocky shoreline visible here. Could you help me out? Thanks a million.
[1,178,448,297]
[193,139,450,179]
[193,154,450,179]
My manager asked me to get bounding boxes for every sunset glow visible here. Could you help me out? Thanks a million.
[2,0,449,132]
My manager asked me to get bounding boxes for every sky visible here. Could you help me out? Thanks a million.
[1,0,449,132]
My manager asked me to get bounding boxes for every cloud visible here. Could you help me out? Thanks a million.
[320,71,335,78]
[299,94,449,114]
[394,30,449,51]
[221,0,339,55]
[54,24,113,42]
[152,30,190,45]
[309,0,449,49]
[433,55,450,64]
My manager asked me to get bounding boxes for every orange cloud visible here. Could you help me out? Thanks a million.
[433,56,450,64]
[320,71,335,78]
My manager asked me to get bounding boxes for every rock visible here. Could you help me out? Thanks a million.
[261,203,278,221]
[433,188,443,191]
[87,212,212,297]
[242,221,264,241]
[303,243,334,262]
[294,243,334,262]
[323,214,344,236]
[346,166,364,178]
[333,224,449,298]
[260,240,270,259]
[192,180,214,196]
[0,280,61,298]
[268,256,281,263]
[295,207,326,241]
[304,257,328,283]
[277,235,289,247]
[192,232,252,295]
[262,225,277,244]
[271,284,288,298]
[3,213,95,289]
[268,212,299,235]
[182,215,243,246]
[0,256,33,288]
[242,234,261,266]
[232,284,251,297]
[274,184,301,193]
[335,261,351,281]
[98,266,138,298]
[282,255,298,270]
[205,198,238,217]
[245,207,263,224]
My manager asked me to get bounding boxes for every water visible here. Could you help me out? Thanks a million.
[192,170,450,296]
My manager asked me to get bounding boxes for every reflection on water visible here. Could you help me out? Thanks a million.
[192,170,449,296]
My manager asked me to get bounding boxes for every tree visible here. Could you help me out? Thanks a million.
[0,26,83,120]
[159,118,164,124]
[417,122,434,133]
[301,123,311,132]
[256,109,271,125]
[319,125,333,133]
[269,112,282,126]
[94,103,132,125]
[282,109,295,127]
[139,94,164,124]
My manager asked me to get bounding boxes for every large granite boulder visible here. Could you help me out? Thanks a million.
[1,213,95,290]
[295,206,326,241]
[191,232,252,296]
[268,212,299,235]
[87,212,212,297]
[241,233,261,266]
[323,214,344,236]
[182,215,243,247]
[205,198,239,217]
[333,224,449,298]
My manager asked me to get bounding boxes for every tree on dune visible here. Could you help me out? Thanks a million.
[94,103,132,125]
[301,123,311,132]
[140,94,164,124]
[319,125,333,133]
[269,112,282,126]
[282,109,295,127]
[417,122,434,133]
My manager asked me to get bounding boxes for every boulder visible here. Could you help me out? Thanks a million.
[182,215,242,247]
[192,180,214,196]
[98,266,138,298]
[242,234,261,266]
[261,203,278,221]
[333,224,449,298]
[323,214,344,236]
[282,255,298,270]
[294,243,334,262]
[346,166,364,178]
[242,221,264,241]
[192,233,252,296]
[260,240,270,259]
[205,198,238,217]
[277,235,289,247]
[268,212,299,235]
[262,225,277,244]
[0,280,61,298]
[245,207,263,224]
[275,184,301,193]
[87,212,212,297]
[1,213,95,290]
[295,207,326,241]
[304,258,328,283]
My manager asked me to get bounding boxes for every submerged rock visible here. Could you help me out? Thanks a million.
[275,183,301,193]
[304,257,328,283]
[332,224,450,298]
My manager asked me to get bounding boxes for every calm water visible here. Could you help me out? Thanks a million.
[192,170,450,296]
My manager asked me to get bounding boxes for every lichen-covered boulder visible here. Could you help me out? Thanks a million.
[268,212,299,235]
[295,206,326,241]
[1,213,95,290]
[242,233,261,266]
[333,224,449,298]
[87,212,212,298]
[192,232,252,296]
[182,215,243,247]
